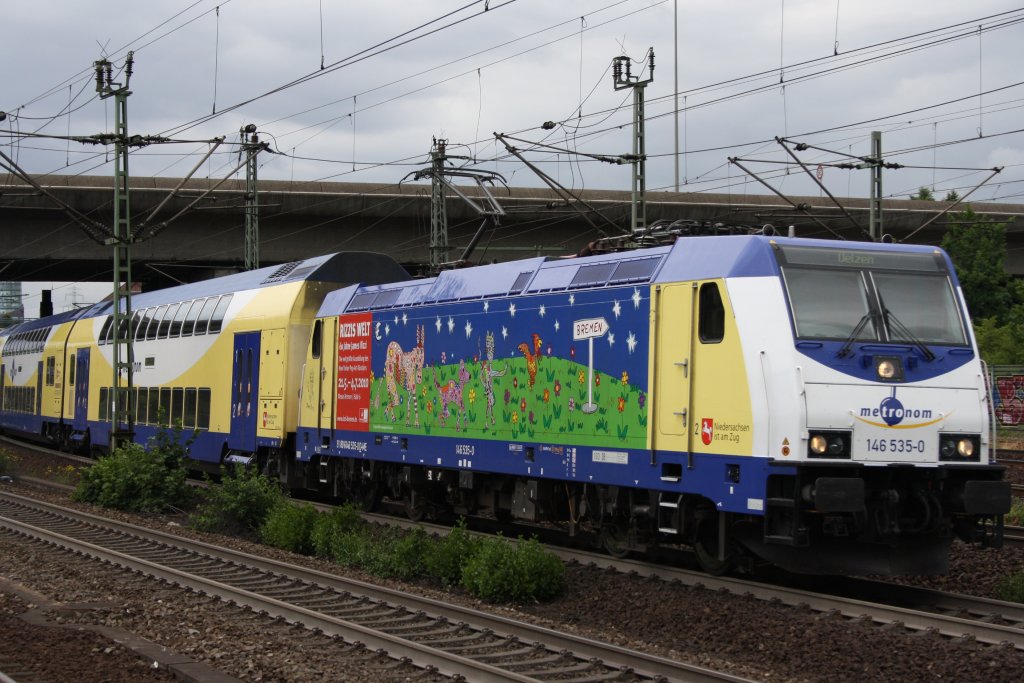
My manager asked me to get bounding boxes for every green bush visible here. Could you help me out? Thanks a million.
[1005,498,1024,526]
[190,466,286,537]
[995,572,1024,603]
[310,505,364,559]
[425,519,480,588]
[73,441,191,513]
[461,535,565,603]
[0,448,17,475]
[260,502,319,554]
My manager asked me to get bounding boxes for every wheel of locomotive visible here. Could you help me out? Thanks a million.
[405,488,426,522]
[694,510,738,575]
[600,520,632,559]
[354,463,380,512]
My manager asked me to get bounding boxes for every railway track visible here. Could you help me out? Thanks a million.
[0,490,751,683]
[5,437,1024,654]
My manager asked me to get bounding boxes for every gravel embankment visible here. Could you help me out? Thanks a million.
[1,443,1023,682]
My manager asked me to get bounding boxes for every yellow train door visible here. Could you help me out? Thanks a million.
[653,282,695,453]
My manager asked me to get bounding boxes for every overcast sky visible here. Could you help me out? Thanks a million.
[3,1,1024,312]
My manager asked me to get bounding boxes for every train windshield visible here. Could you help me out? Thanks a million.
[777,245,967,346]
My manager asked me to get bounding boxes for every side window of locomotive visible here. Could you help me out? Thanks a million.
[193,297,219,336]
[311,320,323,360]
[45,356,55,386]
[208,295,232,334]
[698,283,725,343]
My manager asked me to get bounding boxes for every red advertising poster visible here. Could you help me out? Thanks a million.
[336,313,373,431]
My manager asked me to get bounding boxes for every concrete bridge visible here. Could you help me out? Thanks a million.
[1,174,1022,289]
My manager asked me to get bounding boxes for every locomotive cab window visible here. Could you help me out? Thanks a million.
[777,245,967,346]
[698,282,725,343]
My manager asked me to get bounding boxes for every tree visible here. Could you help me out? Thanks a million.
[940,208,1024,363]
[940,208,1015,321]
[944,190,960,202]
[910,186,935,201]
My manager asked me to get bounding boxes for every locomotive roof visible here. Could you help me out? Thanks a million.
[316,235,953,318]
[85,251,408,317]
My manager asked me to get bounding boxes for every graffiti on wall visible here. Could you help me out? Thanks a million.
[994,371,1024,426]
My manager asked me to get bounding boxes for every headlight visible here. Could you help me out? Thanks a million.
[808,430,852,459]
[877,359,896,379]
[939,434,980,462]
[874,357,903,382]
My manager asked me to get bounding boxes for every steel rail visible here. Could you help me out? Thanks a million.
[0,491,752,683]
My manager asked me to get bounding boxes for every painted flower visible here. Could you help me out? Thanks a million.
[543,388,550,403]
[577,370,586,385]
[504,389,511,404]
[529,411,535,424]
[554,380,562,396]
[513,376,519,389]
[617,397,626,413]
[570,346,576,359]
[441,351,447,364]
[595,373,601,387]
[546,345,552,356]
[638,392,646,409]
[469,389,477,404]
[426,401,433,414]
[621,371,629,386]
[421,385,427,398]
[568,397,576,412]
[512,412,519,424]
[520,398,527,412]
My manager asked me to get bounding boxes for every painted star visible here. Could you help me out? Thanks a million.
[501,326,508,340]
[607,332,615,348]
[509,303,516,318]
[568,293,575,306]
[435,316,442,334]
[632,288,642,308]
[626,331,637,353]
[539,304,546,318]
[402,312,408,325]
[465,320,473,339]
[554,320,560,332]
[483,301,489,312]
[447,317,455,334]
[612,300,622,319]
[394,315,399,326]
[384,323,391,337]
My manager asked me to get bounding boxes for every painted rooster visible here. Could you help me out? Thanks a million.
[517,333,543,389]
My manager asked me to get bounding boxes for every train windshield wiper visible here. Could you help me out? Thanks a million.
[883,307,936,362]
[837,312,873,358]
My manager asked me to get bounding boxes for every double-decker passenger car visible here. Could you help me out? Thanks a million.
[0,252,407,473]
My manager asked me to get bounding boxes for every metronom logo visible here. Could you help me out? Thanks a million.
[856,389,940,428]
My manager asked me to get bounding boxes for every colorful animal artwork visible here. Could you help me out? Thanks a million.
[517,333,543,389]
[382,325,425,426]
[434,360,471,431]
[480,330,506,428]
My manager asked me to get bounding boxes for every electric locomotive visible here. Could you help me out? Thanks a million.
[292,235,1010,575]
